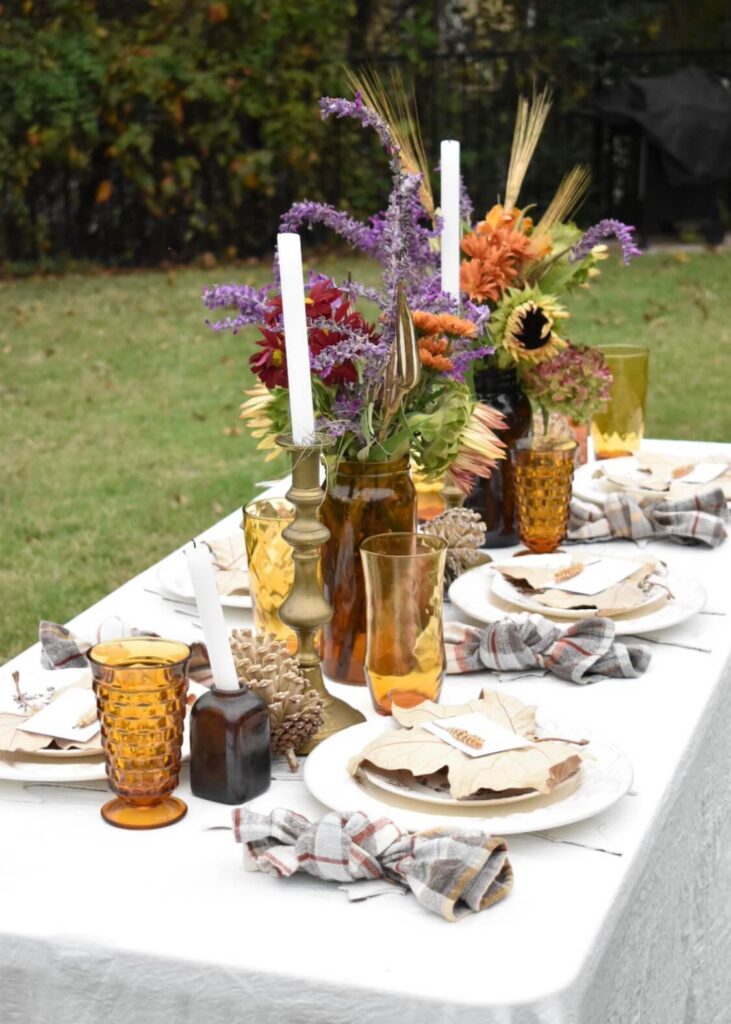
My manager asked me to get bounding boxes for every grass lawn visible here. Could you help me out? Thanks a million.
[2,249,730,663]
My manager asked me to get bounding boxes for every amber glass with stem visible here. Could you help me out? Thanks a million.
[87,637,191,829]
[512,438,578,553]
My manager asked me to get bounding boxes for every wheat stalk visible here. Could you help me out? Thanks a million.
[504,87,552,213]
[532,164,591,243]
[345,65,434,216]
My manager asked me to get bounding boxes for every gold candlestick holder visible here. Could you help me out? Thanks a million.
[276,433,365,752]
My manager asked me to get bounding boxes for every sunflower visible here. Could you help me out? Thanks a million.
[490,287,569,364]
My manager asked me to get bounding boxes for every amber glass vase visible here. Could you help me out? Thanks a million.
[361,533,447,715]
[87,638,191,830]
[465,366,533,547]
[513,439,578,553]
[321,456,417,684]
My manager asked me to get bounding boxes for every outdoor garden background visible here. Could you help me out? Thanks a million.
[2,0,730,663]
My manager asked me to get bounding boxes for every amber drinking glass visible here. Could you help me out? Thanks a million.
[87,638,191,830]
[360,533,447,716]
[513,439,578,553]
[243,497,297,653]
[591,345,649,459]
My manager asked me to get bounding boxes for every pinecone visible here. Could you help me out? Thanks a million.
[422,508,491,590]
[229,629,323,770]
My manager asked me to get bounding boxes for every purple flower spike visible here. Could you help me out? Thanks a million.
[570,219,642,265]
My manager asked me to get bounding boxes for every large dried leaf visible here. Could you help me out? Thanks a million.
[348,690,582,799]
[206,534,249,596]
[0,673,101,754]
[493,557,667,617]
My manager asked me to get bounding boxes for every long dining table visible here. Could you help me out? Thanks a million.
[2,438,731,1024]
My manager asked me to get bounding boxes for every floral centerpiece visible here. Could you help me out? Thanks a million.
[203,82,505,684]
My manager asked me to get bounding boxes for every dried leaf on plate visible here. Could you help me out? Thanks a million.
[348,690,583,800]
[206,535,249,596]
[0,672,101,754]
[492,556,668,617]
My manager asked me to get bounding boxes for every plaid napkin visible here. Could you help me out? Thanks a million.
[444,614,651,684]
[39,621,212,683]
[234,807,513,922]
[568,487,728,547]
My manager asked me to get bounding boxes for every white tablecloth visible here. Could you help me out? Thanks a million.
[2,440,731,1024]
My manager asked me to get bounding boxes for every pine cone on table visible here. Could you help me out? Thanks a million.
[421,508,491,590]
[229,629,323,770]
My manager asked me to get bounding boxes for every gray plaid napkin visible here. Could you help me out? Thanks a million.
[39,621,212,682]
[568,487,728,546]
[234,807,513,922]
[444,614,651,684]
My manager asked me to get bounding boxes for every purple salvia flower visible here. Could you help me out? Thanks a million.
[320,94,399,170]
[202,283,273,334]
[449,344,495,383]
[570,219,642,265]
[280,202,382,259]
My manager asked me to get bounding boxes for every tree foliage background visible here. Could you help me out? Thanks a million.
[1,0,729,266]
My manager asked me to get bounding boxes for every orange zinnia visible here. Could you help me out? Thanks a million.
[418,335,453,372]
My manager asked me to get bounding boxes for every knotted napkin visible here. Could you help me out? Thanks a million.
[444,614,650,684]
[234,807,513,922]
[567,487,728,547]
[39,621,211,681]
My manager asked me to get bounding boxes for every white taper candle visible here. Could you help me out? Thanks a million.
[440,140,461,300]
[277,232,316,444]
[185,542,239,691]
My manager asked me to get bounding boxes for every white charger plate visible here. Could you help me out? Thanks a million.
[448,562,706,636]
[156,549,251,609]
[304,720,633,836]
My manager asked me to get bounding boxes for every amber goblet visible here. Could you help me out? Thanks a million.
[512,438,578,553]
[243,497,297,652]
[87,638,191,830]
[360,532,447,716]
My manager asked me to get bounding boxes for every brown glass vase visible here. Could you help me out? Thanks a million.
[465,366,533,547]
[320,456,417,685]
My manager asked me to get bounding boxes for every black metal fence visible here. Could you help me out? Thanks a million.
[3,46,730,266]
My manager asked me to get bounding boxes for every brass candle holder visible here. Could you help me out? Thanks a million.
[276,434,365,751]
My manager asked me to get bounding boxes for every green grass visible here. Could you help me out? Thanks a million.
[2,250,730,663]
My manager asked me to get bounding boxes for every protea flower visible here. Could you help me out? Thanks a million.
[449,402,507,494]
[490,287,569,364]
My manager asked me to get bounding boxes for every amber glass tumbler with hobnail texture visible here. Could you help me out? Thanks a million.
[243,497,297,653]
[513,439,578,553]
[88,638,191,830]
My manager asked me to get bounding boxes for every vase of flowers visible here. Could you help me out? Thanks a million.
[320,456,416,683]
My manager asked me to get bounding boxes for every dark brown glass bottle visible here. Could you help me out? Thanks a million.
[189,686,271,805]
[466,366,533,547]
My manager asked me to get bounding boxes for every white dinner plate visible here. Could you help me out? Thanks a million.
[448,562,706,636]
[156,549,251,609]
[0,726,192,784]
[574,457,660,505]
[304,720,633,836]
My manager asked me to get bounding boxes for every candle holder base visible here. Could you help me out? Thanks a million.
[297,664,365,755]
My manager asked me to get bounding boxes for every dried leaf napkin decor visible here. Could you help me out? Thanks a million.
[349,690,584,800]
